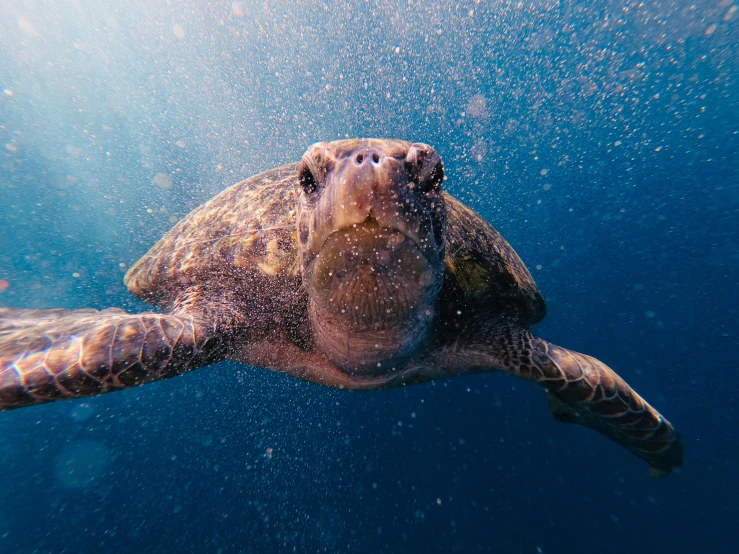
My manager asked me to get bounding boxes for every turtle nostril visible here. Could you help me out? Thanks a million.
[355,151,381,165]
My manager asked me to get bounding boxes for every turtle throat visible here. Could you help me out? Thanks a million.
[306,223,441,376]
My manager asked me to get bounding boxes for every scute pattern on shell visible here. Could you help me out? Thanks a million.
[125,163,301,309]
[442,195,546,324]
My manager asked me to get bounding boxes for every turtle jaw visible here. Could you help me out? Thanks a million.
[304,222,442,375]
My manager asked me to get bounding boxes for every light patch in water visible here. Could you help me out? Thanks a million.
[54,441,110,489]
[69,402,95,422]
[153,172,173,189]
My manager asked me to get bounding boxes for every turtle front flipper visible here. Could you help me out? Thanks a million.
[439,320,683,476]
[531,340,683,477]
[0,307,222,411]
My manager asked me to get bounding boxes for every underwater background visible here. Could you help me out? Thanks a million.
[0,0,737,552]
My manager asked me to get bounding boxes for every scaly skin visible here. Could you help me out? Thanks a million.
[436,319,683,475]
[0,307,683,474]
[0,308,220,410]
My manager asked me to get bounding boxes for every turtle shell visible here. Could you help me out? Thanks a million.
[125,163,302,311]
[439,196,546,325]
[125,163,545,326]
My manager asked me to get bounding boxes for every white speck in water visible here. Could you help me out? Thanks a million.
[69,402,94,422]
[231,2,244,17]
[18,15,42,38]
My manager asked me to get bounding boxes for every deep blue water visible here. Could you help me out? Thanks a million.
[0,0,737,552]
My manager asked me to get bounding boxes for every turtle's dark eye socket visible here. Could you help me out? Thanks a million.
[418,161,444,197]
[299,164,318,195]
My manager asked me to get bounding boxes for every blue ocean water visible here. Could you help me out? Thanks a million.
[0,0,737,552]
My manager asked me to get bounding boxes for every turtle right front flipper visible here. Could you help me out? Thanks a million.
[438,320,683,476]
[0,307,222,410]
[531,339,684,476]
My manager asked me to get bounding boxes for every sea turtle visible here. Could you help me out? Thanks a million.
[0,139,682,475]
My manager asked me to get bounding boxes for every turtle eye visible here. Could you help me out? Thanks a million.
[299,163,318,195]
[418,161,444,197]
[406,145,444,197]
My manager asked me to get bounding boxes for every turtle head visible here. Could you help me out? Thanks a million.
[297,138,446,376]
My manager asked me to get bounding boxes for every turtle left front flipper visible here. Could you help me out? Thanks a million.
[0,307,223,410]
[437,319,683,476]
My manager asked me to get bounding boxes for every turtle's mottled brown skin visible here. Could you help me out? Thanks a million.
[0,139,682,476]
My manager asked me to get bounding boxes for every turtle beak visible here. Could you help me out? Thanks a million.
[330,146,405,232]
